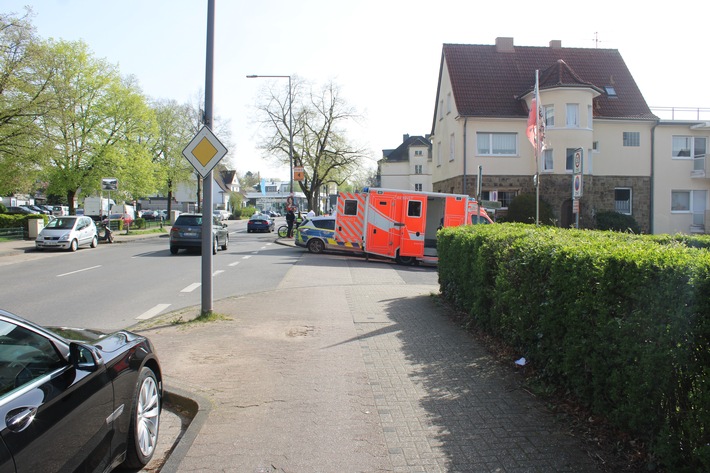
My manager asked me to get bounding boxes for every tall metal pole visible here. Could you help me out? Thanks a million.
[201,0,215,314]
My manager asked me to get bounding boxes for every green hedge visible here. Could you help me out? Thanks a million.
[0,214,47,233]
[438,223,710,471]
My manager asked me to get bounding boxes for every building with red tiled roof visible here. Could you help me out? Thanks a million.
[430,37,661,230]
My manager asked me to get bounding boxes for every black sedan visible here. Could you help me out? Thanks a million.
[247,214,275,233]
[0,309,162,472]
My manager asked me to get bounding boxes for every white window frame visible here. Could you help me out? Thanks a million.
[566,103,579,127]
[671,191,691,212]
[414,164,423,175]
[476,132,518,156]
[436,141,442,166]
[672,136,706,161]
[542,148,553,172]
[446,92,452,114]
[414,183,423,192]
[544,105,554,127]
[614,188,632,215]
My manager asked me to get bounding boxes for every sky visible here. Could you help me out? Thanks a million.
[4,0,709,182]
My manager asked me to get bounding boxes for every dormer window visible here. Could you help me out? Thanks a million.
[605,86,617,97]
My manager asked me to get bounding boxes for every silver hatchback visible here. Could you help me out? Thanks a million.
[35,216,98,251]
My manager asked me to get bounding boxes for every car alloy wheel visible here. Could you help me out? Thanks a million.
[307,238,325,254]
[123,367,160,468]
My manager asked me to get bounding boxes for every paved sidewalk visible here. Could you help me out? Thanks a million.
[0,231,606,472]
[134,244,604,473]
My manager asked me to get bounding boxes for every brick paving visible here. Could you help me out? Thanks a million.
[134,252,607,472]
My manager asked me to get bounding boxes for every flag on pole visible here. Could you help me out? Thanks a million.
[526,70,545,152]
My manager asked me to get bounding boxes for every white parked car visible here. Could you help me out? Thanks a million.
[213,210,230,221]
[35,216,98,251]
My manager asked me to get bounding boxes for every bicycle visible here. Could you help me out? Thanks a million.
[277,221,299,238]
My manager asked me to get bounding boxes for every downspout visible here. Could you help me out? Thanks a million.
[463,117,468,195]
[650,120,659,234]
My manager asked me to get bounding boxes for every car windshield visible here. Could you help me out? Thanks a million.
[177,216,201,226]
[46,218,76,230]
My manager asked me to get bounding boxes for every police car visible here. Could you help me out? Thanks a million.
[295,216,361,254]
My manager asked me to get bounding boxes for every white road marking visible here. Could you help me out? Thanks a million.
[228,261,240,267]
[242,255,252,259]
[181,283,201,293]
[136,304,171,320]
[213,270,224,276]
[57,265,101,277]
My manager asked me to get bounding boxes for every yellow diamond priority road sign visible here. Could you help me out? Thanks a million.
[182,126,228,178]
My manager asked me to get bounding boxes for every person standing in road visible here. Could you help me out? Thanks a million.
[286,209,295,238]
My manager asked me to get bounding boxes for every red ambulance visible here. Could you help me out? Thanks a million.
[334,188,492,265]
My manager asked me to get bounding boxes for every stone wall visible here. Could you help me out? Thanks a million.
[434,174,651,233]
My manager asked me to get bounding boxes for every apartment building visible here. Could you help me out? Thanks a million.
[378,134,433,191]
[430,38,662,231]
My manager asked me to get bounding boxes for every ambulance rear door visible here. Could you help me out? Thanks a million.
[335,192,365,249]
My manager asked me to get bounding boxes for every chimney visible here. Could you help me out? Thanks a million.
[549,40,562,49]
[403,134,410,142]
[495,37,514,53]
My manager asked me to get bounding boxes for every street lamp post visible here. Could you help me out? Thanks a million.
[246,74,293,195]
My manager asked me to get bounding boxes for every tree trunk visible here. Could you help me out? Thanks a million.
[66,189,76,214]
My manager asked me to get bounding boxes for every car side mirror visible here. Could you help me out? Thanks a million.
[69,342,104,372]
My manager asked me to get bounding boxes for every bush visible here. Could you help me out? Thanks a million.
[596,210,641,233]
[438,224,710,470]
[0,203,6,213]
[502,193,555,225]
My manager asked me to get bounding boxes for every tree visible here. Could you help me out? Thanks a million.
[0,9,53,194]
[254,78,370,211]
[238,170,260,191]
[503,193,555,225]
[35,39,157,212]
[185,90,233,212]
[147,99,194,217]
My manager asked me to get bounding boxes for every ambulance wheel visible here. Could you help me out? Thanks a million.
[307,238,325,254]
[395,253,415,266]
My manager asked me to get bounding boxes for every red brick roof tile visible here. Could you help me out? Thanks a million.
[439,42,656,122]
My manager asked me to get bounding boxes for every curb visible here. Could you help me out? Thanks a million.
[159,386,212,473]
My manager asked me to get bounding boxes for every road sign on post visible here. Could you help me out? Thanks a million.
[182,126,228,178]
[573,174,583,198]
[573,149,583,174]
[294,166,304,181]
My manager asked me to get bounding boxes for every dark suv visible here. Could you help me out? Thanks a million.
[169,213,229,255]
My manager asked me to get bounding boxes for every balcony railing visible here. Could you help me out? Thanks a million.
[651,107,710,121]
